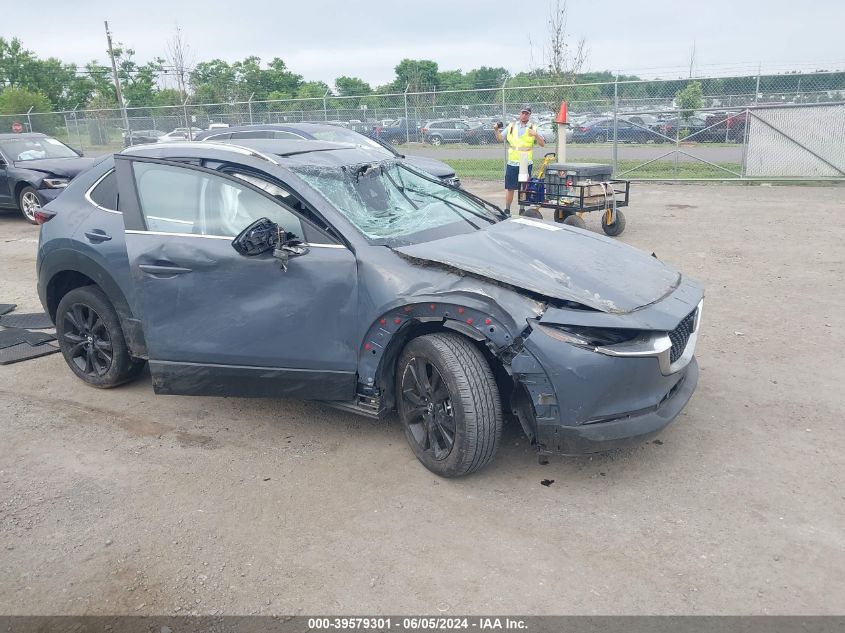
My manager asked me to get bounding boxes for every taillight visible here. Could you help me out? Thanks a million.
[375,127,382,134]
[34,209,56,224]
[579,127,588,132]
[421,127,428,134]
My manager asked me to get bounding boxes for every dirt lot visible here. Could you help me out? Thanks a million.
[1,182,843,616]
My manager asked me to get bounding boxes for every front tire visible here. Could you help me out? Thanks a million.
[396,333,502,477]
[56,286,144,388]
[17,185,41,224]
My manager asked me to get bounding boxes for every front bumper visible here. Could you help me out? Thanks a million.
[537,358,698,454]
[36,187,64,204]
[512,309,701,455]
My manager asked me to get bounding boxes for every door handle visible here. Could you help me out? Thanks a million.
[84,230,112,243]
[138,264,193,276]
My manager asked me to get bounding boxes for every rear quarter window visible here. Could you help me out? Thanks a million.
[88,171,118,211]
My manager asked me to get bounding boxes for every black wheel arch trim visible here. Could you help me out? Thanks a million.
[40,248,148,359]
[357,299,524,411]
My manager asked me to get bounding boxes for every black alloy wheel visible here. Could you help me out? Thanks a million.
[62,302,113,379]
[396,333,502,477]
[56,286,144,388]
[401,356,455,461]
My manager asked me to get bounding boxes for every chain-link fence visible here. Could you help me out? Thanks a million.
[2,71,843,180]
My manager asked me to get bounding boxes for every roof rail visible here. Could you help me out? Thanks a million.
[122,141,280,165]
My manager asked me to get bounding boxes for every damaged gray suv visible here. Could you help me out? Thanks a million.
[36,139,703,477]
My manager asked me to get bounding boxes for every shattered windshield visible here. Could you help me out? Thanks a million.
[0,137,77,161]
[293,162,500,242]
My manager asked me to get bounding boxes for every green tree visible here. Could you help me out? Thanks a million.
[190,59,237,103]
[0,86,57,133]
[0,86,52,114]
[335,76,371,96]
[261,58,302,98]
[465,66,509,89]
[394,59,439,91]
[676,81,703,121]
[296,81,330,99]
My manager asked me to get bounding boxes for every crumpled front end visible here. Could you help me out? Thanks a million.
[510,278,704,455]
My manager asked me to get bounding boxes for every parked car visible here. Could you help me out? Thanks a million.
[195,123,459,187]
[36,139,702,477]
[535,121,573,143]
[623,114,661,130]
[462,121,498,145]
[420,119,473,145]
[123,129,166,147]
[571,118,662,144]
[657,116,708,141]
[0,133,95,223]
[702,111,747,142]
[373,118,422,145]
[157,127,204,142]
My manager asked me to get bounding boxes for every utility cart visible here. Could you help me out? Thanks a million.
[518,155,631,236]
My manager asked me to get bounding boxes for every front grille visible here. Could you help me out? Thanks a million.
[669,309,697,363]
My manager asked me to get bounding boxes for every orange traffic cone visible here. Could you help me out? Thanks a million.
[555,101,568,125]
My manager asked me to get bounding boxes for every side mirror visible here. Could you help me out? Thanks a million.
[232,217,308,271]
[232,217,281,256]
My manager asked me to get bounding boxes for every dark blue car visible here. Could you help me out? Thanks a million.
[36,139,702,477]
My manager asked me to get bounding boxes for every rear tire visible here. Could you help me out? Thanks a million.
[56,286,144,388]
[429,135,443,146]
[396,333,502,477]
[17,186,40,224]
[563,214,586,229]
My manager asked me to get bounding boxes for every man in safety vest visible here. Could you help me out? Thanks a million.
[494,104,545,213]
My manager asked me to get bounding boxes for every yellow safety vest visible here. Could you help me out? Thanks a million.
[506,122,536,164]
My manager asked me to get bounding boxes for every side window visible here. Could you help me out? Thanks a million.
[132,162,303,239]
[230,130,274,139]
[88,170,119,211]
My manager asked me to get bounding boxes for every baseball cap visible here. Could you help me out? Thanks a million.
[520,104,532,113]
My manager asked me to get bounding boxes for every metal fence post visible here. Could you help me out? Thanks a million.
[26,106,34,133]
[323,89,330,121]
[612,74,619,176]
[404,84,410,144]
[72,105,83,152]
[182,97,192,139]
[64,112,72,143]
[502,77,508,171]
[755,65,761,105]
[740,107,751,178]
[248,93,255,124]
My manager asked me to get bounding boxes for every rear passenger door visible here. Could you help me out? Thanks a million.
[113,155,359,401]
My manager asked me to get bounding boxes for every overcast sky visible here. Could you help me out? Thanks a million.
[3,0,843,87]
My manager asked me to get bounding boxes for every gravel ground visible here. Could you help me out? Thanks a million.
[0,182,843,615]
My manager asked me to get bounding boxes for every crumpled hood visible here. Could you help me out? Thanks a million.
[403,154,455,179]
[395,217,681,314]
[14,157,97,178]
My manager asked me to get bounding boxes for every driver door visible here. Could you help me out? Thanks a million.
[113,155,359,400]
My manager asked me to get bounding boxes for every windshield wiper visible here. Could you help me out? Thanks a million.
[403,186,493,227]
[382,167,420,210]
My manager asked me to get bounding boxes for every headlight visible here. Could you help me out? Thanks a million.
[537,323,639,349]
[42,178,69,189]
